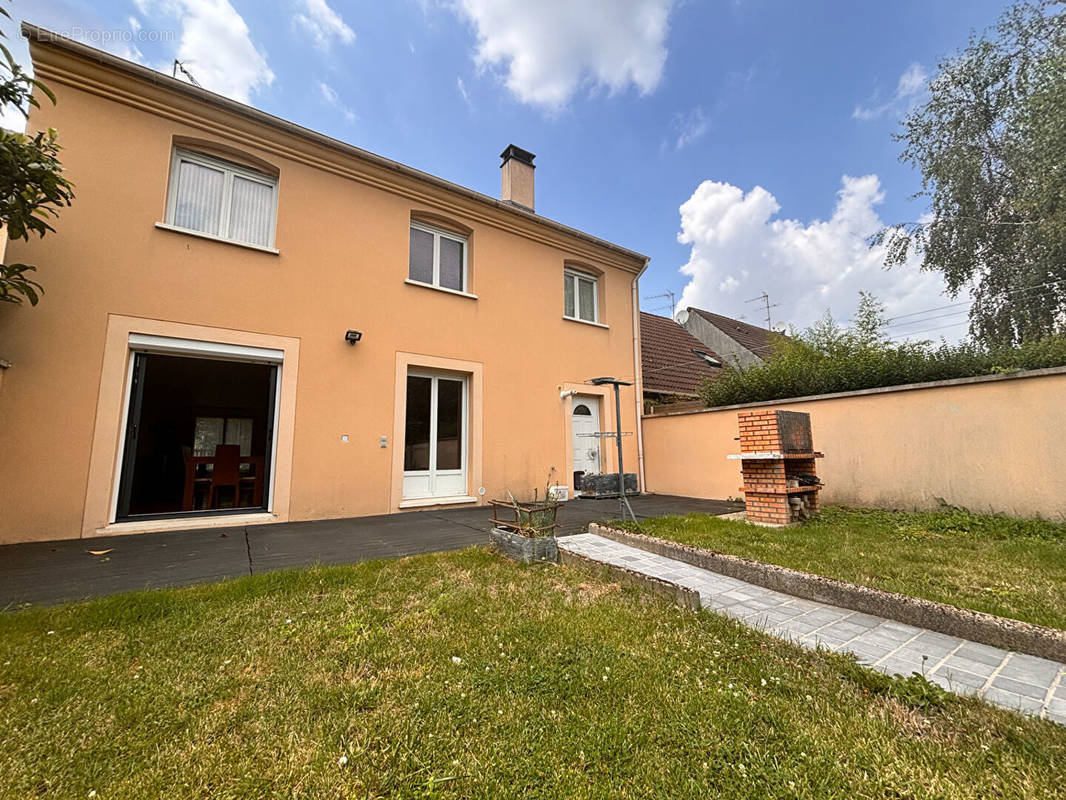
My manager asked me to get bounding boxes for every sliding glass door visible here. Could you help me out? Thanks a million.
[116,352,277,520]
[403,371,467,500]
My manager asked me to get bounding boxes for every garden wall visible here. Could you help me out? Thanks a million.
[641,366,1066,519]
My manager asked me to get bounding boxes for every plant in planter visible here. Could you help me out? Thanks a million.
[489,479,560,564]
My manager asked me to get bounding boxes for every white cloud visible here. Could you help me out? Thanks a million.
[853,62,927,121]
[676,175,956,339]
[0,8,145,129]
[671,106,707,150]
[452,0,675,110]
[294,0,355,52]
[139,0,274,103]
[456,76,473,107]
[317,80,356,123]
[0,104,27,133]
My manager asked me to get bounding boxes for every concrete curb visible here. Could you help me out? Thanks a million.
[558,548,701,612]
[588,523,1066,662]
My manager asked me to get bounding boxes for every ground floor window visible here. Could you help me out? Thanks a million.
[403,370,467,499]
[116,352,277,519]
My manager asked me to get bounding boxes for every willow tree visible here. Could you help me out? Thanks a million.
[876,1,1066,345]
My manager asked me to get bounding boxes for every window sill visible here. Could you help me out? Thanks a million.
[398,495,478,509]
[154,222,280,255]
[404,279,478,299]
[563,315,609,329]
[95,511,278,536]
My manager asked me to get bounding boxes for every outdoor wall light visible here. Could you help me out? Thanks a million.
[344,330,363,345]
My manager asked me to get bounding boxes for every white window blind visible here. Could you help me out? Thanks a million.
[408,222,467,292]
[564,269,599,323]
[167,150,277,248]
[173,160,225,235]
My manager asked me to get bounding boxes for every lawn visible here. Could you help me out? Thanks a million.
[625,505,1066,629]
[1,548,1064,799]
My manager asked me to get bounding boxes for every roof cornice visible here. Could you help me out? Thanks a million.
[22,22,648,275]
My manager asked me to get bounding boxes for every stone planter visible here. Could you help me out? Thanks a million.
[490,527,558,564]
[578,472,638,498]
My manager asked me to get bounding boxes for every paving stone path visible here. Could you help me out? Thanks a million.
[559,532,1066,725]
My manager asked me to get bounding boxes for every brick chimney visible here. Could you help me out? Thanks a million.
[500,144,535,211]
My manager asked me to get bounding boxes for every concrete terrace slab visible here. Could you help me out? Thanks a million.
[557,532,1066,725]
[0,494,740,607]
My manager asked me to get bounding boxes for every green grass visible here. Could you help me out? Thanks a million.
[1,549,1064,798]
[624,505,1066,629]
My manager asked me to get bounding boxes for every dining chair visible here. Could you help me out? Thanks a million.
[182,445,212,510]
[209,444,242,509]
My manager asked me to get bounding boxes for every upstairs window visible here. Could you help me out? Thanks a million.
[409,222,468,292]
[564,268,598,323]
[166,149,278,248]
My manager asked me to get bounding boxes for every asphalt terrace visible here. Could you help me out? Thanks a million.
[0,494,740,608]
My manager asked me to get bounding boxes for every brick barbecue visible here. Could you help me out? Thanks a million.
[727,410,823,526]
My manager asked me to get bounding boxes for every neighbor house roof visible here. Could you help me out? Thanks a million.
[21,22,648,273]
[640,312,722,397]
[687,307,778,358]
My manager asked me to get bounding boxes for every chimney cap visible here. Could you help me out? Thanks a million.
[500,144,535,169]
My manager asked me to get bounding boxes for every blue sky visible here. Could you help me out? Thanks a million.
[13,0,1011,337]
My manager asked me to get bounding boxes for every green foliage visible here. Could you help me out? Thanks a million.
[835,654,951,712]
[699,292,1066,407]
[875,1,1066,345]
[0,4,74,306]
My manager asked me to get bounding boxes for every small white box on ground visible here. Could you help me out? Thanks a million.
[548,485,570,502]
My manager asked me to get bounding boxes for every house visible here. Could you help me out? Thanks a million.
[0,25,648,545]
[677,307,779,367]
[639,311,721,411]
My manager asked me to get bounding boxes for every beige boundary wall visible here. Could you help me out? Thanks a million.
[642,367,1066,519]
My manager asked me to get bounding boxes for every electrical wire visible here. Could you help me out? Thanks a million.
[887,319,970,339]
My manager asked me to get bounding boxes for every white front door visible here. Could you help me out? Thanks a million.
[571,396,601,491]
[403,371,468,500]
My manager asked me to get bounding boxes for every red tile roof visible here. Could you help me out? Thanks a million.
[640,312,722,397]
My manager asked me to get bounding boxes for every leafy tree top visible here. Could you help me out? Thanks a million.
[875,1,1066,346]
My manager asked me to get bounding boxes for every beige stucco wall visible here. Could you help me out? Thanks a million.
[642,370,1066,519]
[0,40,644,544]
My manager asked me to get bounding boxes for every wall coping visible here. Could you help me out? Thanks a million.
[643,365,1066,418]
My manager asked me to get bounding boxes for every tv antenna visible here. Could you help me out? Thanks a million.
[172,60,202,88]
[643,290,676,318]
[746,292,779,328]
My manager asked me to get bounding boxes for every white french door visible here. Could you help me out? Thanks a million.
[402,370,468,500]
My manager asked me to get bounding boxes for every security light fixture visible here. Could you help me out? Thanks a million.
[344,330,363,345]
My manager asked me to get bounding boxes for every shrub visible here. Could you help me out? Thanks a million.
[699,293,1066,407]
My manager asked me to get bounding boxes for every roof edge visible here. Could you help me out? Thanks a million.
[21,22,649,270]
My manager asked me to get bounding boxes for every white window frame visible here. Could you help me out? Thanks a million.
[164,148,279,249]
[564,268,599,324]
[408,221,469,293]
[402,369,469,500]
